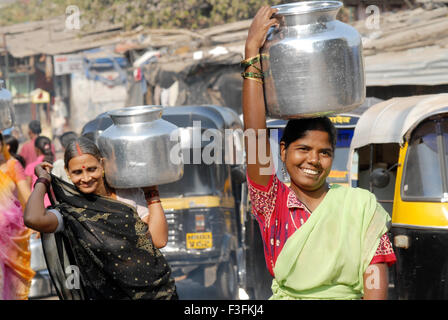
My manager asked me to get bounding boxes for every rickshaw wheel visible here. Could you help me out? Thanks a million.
[216,257,238,299]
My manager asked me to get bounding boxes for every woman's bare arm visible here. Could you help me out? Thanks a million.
[363,263,389,300]
[23,162,59,233]
[142,186,168,248]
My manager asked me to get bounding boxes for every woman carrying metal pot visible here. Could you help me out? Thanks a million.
[24,137,177,300]
[242,6,396,300]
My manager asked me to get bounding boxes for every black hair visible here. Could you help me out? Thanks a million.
[28,120,42,135]
[3,134,18,153]
[64,136,102,169]
[4,134,26,168]
[35,136,54,164]
[59,131,78,150]
[280,117,337,150]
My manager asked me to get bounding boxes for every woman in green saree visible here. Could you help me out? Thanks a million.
[242,6,395,300]
[24,137,177,300]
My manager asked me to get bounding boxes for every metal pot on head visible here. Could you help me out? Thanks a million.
[97,105,184,188]
[261,1,365,119]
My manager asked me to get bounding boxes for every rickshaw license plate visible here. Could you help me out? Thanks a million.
[186,232,212,249]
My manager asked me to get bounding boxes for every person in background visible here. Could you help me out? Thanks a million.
[25,136,54,208]
[3,134,26,169]
[51,131,78,183]
[0,132,35,299]
[19,120,42,165]
[24,137,177,300]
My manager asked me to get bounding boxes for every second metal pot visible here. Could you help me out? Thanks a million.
[97,105,184,188]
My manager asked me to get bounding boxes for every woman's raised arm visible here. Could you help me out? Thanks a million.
[243,6,279,186]
[142,186,168,249]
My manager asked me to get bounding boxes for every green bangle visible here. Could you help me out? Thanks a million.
[241,55,263,73]
[241,71,264,79]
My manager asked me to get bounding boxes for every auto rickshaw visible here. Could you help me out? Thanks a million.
[42,105,247,300]
[80,111,113,144]
[158,105,246,299]
[348,93,448,299]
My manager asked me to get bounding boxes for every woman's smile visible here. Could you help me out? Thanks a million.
[300,167,321,177]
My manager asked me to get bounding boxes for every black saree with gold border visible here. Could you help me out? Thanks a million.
[41,175,177,300]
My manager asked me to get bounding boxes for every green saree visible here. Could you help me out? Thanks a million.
[271,185,390,300]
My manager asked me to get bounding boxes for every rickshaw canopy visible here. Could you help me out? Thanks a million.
[348,93,448,169]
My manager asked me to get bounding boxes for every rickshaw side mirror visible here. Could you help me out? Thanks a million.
[231,166,246,184]
[370,168,390,189]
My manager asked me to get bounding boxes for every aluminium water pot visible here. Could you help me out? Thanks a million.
[261,1,365,118]
[97,105,183,188]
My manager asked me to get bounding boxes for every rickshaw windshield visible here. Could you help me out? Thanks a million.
[402,119,447,200]
[158,162,225,197]
[332,128,354,172]
[332,147,350,172]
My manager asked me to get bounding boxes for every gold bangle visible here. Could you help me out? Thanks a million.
[244,77,263,84]
[241,54,260,65]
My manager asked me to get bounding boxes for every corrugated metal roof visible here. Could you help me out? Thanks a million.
[0,15,124,58]
[364,45,448,86]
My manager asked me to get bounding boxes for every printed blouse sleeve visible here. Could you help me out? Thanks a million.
[247,172,280,222]
[370,233,396,267]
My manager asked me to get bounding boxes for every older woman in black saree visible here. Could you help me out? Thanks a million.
[24,137,177,300]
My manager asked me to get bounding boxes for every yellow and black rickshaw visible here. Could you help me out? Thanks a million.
[75,105,246,299]
[348,94,448,299]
